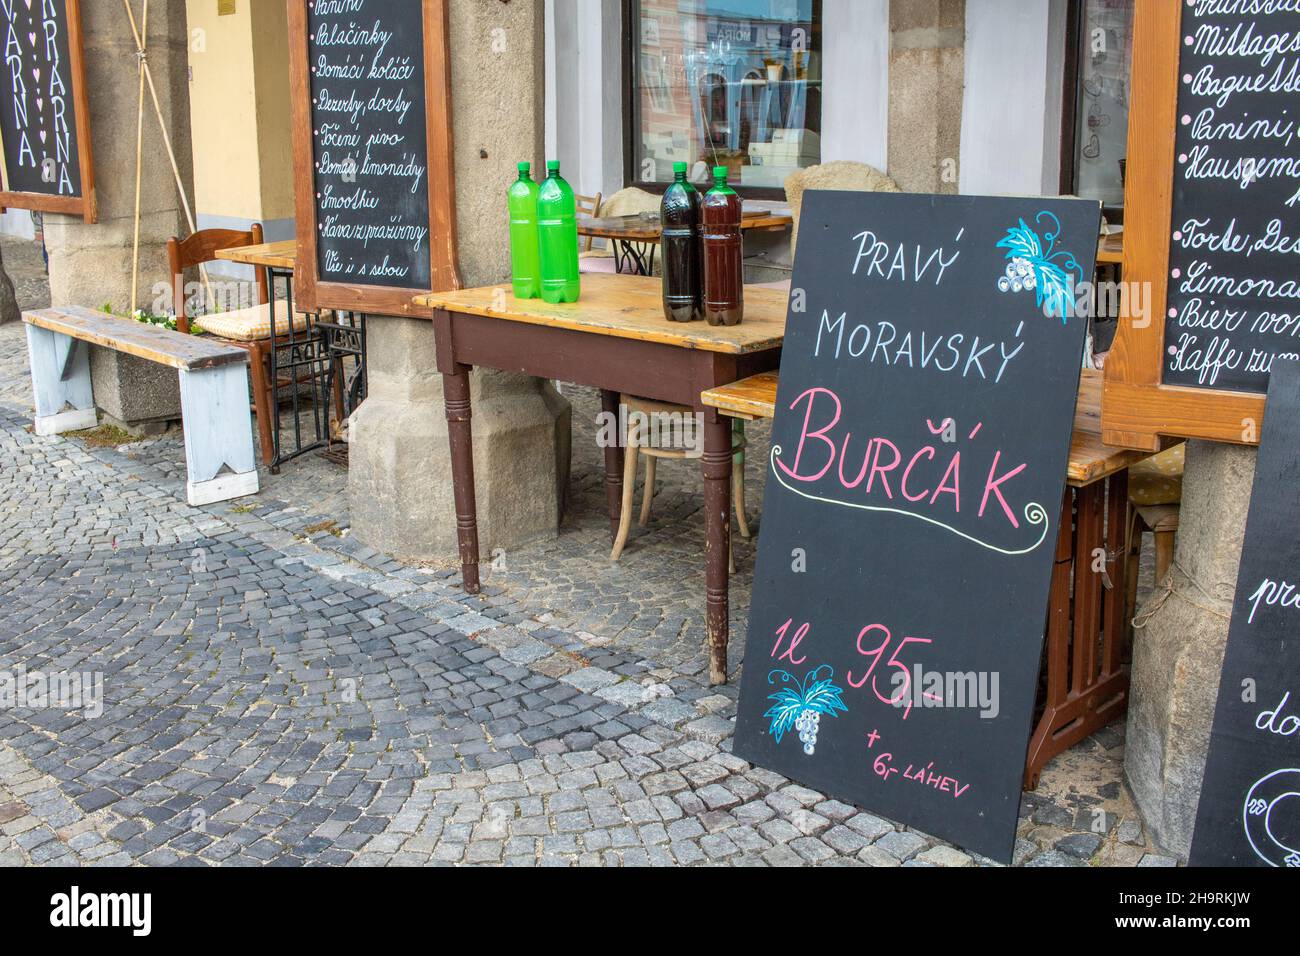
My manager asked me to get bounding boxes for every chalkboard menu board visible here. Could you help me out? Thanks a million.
[1162,4,1300,394]
[0,0,95,221]
[289,0,458,315]
[733,191,1100,862]
[1104,2,1278,451]
[1189,360,1300,867]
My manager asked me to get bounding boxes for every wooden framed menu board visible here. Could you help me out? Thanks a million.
[0,0,96,222]
[1102,0,1298,449]
[288,0,459,316]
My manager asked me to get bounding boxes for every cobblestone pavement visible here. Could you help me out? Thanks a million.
[0,238,1176,867]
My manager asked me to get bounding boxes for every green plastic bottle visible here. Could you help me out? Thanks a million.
[508,162,541,299]
[537,160,581,303]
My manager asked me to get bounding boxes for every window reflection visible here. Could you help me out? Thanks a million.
[632,0,823,190]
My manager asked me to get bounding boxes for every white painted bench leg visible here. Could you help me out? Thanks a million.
[179,363,260,506]
[24,323,97,436]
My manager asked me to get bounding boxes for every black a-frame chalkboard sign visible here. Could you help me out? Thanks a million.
[733,190,1100,862]
[1190,360,1300,867]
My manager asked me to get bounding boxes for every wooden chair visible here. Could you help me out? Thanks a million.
[167,223,312,466]
[611,395,750,563]
[575,190,602,253]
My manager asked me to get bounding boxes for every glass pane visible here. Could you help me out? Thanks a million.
[1074,0,1133,207]
[632,0,822,190]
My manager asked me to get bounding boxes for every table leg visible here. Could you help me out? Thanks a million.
[600,389,624,540]
[702,409,732,685]
[1102,470,1130,673]
[614,239,652,276]
[443,362,481,594]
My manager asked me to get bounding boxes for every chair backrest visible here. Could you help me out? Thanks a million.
[574,191,602,252]
[166,223,267,333]
[783,161,901,259]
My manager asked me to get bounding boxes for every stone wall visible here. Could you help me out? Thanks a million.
[888,0,965,193]
[1125,440,1256,857]
[45,0,193,312]
[42,0,193,428]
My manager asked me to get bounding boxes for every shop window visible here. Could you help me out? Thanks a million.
[626,0,823,196]
[1061,0,1134,216]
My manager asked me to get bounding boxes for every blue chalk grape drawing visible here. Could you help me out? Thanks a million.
[995,211,1084,322]
[763,665,848,756]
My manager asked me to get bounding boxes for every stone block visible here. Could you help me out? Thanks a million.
[348,315,570,561]
[89,348,181,430]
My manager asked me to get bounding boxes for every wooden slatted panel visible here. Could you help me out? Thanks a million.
[22,306,248,370]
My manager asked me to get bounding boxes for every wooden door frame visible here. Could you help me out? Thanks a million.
[1101,0,1265,450]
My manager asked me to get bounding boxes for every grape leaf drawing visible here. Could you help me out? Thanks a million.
[995,211,1084,323]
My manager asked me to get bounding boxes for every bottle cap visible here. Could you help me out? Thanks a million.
[713,165,728,179]
[517,161,530,173]
[547,160,561,172]
[673,161,688,174]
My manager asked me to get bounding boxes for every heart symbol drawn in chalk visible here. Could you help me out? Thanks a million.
[39,130,46,143]
[32,67,40,84]
[27,32,35,46]
[36,98,42,111]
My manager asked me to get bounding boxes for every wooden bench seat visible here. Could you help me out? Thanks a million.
[22,306,259,506]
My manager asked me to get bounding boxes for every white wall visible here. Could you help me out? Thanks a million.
[0,210,36,240]
[822,0,889,171]
[960,0,1068,196]
[545,0,624,200]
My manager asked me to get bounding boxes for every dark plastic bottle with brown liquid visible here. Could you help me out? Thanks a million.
[701,165,744,326]
[660,161,702,322]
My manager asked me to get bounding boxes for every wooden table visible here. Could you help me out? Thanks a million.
[414,273,790,685]
[702,368,1158,787]
[214,239,297,271]
[578,209,793,275]
[1096,233,1124,266]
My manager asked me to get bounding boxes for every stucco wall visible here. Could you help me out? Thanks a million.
[184,0,293,271]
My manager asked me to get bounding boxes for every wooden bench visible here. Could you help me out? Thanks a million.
[23,306,260,506]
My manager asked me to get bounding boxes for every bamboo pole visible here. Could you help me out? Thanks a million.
[120,0,212,308]
[128,0,147,311]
